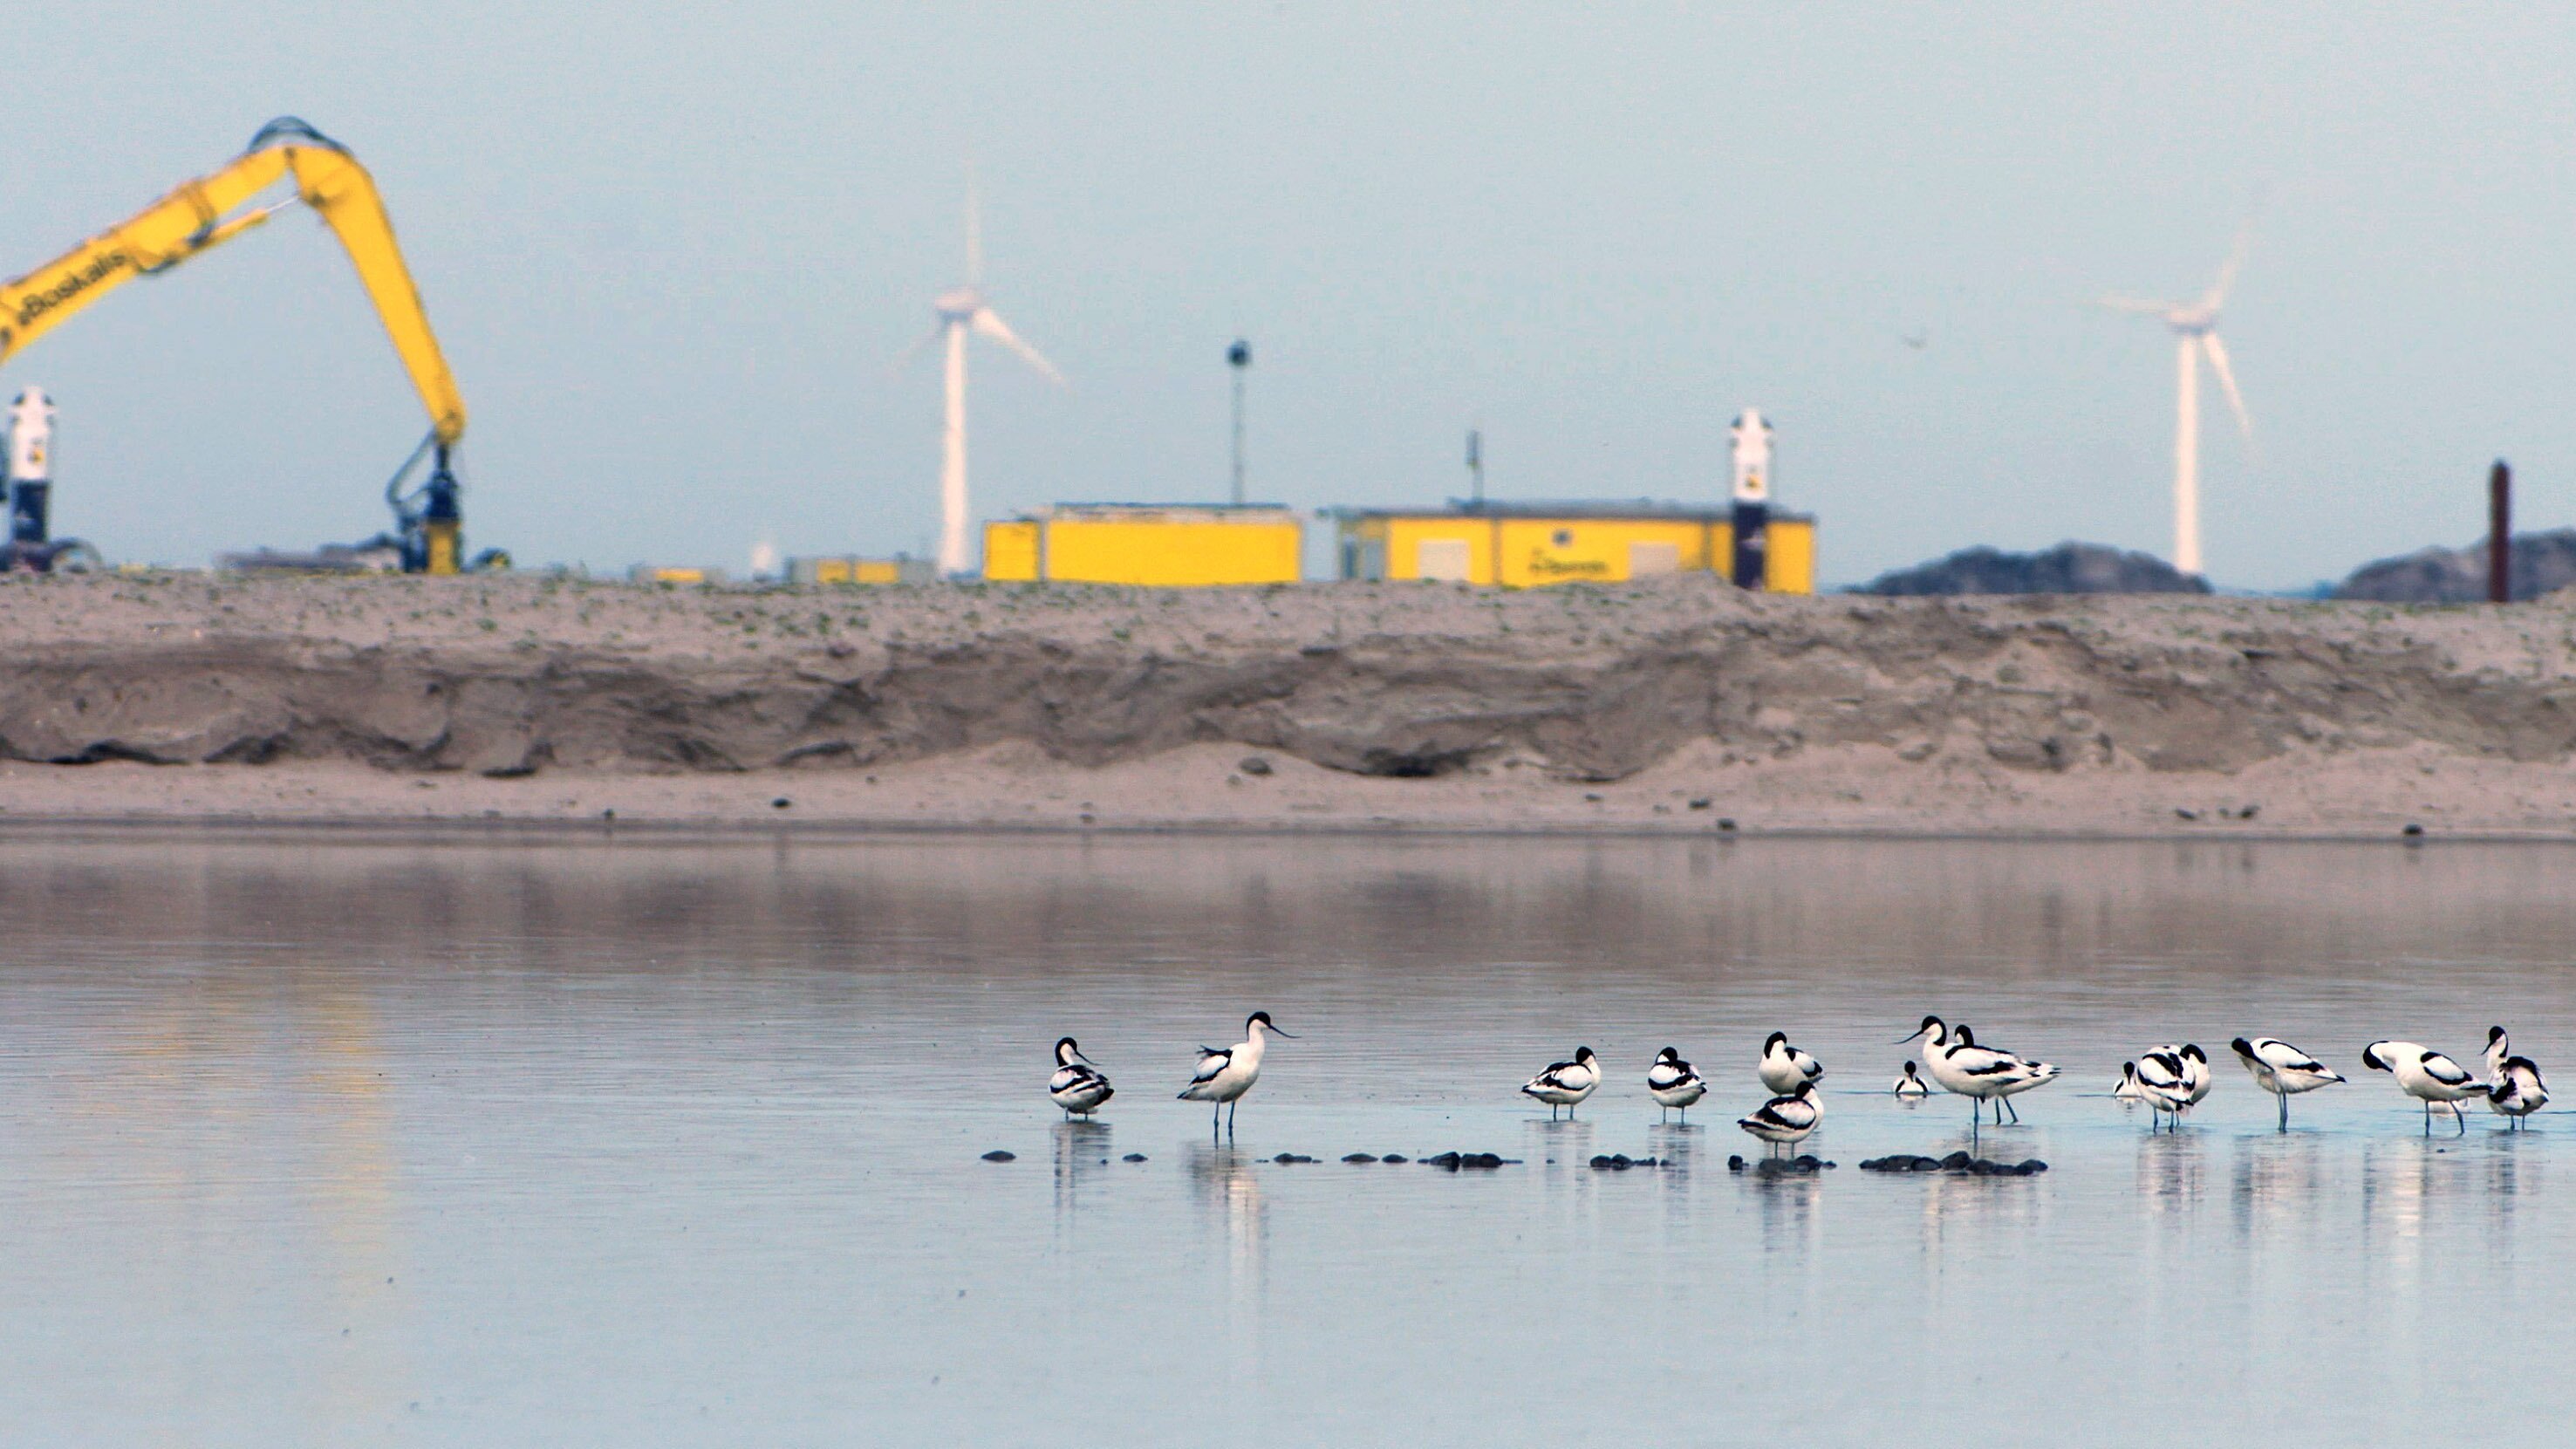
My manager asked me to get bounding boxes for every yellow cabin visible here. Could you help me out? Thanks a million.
[982,504,1303,586]
[789,556,933,585]
[1333,502,1816,593]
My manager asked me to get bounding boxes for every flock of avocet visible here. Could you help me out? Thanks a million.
[1048,1014,2552,1147]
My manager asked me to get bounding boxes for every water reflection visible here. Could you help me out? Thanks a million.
[1186,1144,1267,1285]
[2134,1131,2208,1213]
[2229,1132,2327,1243]
[5,834,2576,1443]
[1050,1119,1114,1229]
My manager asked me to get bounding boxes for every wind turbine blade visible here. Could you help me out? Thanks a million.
[971,307,1064,385]
[2204,226,2252,311]
[2201,332,2251,439]
[2099,293,2178,316]
[888,320,946,377]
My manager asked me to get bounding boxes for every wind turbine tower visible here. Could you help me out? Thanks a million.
[907,175,1063,577]
[2102,241,2253,577]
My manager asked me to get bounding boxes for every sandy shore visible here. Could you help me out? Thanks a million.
[1,572,2573,838]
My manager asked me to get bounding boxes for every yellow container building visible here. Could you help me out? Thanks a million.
[1334,502,1816,593]
[788,556,934,585]
[982,504,1304,586]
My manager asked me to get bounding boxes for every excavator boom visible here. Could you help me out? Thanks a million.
[0,120,480,572]
[0,120,465,446]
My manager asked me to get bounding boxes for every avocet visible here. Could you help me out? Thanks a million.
[2484,1027,2549,1129]
[1178,1012,1295,1135]
[1738,1082,1821,1154]
[1648,1048,1707,1122]
[1893,1062,1930,1099]
[1048,1037,1113,1118]
[2230,1036,2343,1130]
[1758,1032,1826,1096]
[2361,1040,2487,1135]
[1897,1016,2059,1127]
[1522,1048,1601,1120]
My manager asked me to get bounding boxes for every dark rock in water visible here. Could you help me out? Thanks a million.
[1239,755,1274,776]
[1858,541,2210,597]
[1122,1153,1147,1162]
[1381,1153,1407,1164]
[981,1150,1015,1162]
[1587,1153,1636,1171]
[1460,1152,1507,1169]
[1343,1152,1379,1163]
[1425,1152,1463,1169]
[1860,1152,2046,1175]
[1727,1155,1746,1172]
[2334,529,2576,603]
[1273,1152,1315,1164]
[1753,1156,1823,1176]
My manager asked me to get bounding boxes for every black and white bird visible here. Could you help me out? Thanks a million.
[2114,1061,2148,1107]
[1897,1016,2059,1127]
[2484,1026,2549,1129]
[1893,1062,1930,1099]
[2361,1040,2488,1135]
[1522,1047,1602,1120]
[1738,1082,1822,1154]
[1047,1036,1114,1118]
[2132,1048,2196,1132]
[1759,1032,1827,1096]
[1980,1024,2065,1124]
[2230,1036,2344,1130]
[1178,1011,1295,1135]
[1647,1048,1708,1122]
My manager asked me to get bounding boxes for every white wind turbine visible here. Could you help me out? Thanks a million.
[902,174,1063,577]
[2101,239,2253,577]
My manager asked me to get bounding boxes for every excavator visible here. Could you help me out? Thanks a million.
[0,118,498,573]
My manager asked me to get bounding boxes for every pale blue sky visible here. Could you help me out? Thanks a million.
[7,3,2570,586]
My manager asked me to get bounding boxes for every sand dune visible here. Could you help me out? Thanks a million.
[2,571,2573,837]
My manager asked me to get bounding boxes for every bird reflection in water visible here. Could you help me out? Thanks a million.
[1186,1143,1268,1287]
[2229,1131,2325,1244]
[2135,1129,2207,1215]
[1050,1118,1113,1228]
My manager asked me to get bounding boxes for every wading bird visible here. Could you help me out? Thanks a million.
[1738,1082,1821,1155]
[2361,1040,2487,1135]
[1759,1032,1826,1096]
[1893,1062,1930,1099]
[2134,1048,2197,1132]
[1178,1012,1294,1136]
[2230,1036,2343,1130]
[1521,1047,1601,1120]
[1648,1048,1707,1123]
[1047,1037,1113,1118]
[1898,1016,2059,1130]
[2484,1027,2549,1130]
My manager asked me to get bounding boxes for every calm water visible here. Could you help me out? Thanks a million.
[0,830,2571,1445]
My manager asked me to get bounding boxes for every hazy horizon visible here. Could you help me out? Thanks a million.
[5,3,2569,588]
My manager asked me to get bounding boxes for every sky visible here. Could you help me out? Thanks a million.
[5,3,2573,589]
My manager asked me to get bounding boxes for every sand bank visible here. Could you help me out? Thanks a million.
[2,572,2573,837]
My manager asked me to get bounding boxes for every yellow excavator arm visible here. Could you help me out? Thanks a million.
[0,119,465,445]
[0,120,484,572]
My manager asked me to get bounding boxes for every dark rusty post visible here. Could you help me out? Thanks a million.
[2489,460,2511,603]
